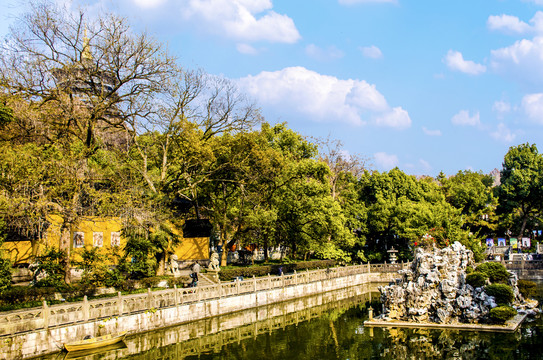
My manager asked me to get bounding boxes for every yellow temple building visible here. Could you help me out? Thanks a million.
[1,215,210,267]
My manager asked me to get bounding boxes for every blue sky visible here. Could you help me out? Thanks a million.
[2,0,543,176]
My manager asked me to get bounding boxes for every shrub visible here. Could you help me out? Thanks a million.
[476,262,510,284]
[140,276,163,289]
[485,284,514,305]
[465,266,474,274]
[466,271,487,288]
[0,286,58,306]
[0,257,11,293]
[517,279,537,299]
[116,279,137,292]
[31,248,68,289]
[489,306,517,324]
[218,260,337,281]
[167,276,189,288]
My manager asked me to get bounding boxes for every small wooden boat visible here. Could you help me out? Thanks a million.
[62,341,127,359]
[63,331,128,352]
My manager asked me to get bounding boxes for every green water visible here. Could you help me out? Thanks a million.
[34,283,543,360]
[185,305,543,360]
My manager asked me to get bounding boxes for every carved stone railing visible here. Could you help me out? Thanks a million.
[501,259,543,270]
[0,262,408,337]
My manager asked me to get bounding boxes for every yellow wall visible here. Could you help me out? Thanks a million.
[174,237,210,261]
[1,216,209,265]
[2,241,33,264]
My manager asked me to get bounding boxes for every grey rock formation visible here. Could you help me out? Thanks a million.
[379,241,534,324]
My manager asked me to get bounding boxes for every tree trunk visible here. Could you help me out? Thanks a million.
[518,214,528,240]
[59,224,71,284]
[220,227,228,267]
[156,252,166,276]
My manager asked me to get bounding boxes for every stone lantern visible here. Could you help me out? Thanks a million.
[387,246,398,264]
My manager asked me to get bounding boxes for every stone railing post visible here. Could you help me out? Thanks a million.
[42,301,49,329]
[218,279,223,298]
[294,270,298,285]
[173,285,178,305]
[117,292,123,316]
[268,274,271,289]
[147,288,152,309]
[236,279,240,295]
[83,295,89,322]
[253,275,257,292]
[367,262,371,273]
[281,272,285,288]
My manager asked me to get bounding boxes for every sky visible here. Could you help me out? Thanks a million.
[2,0,543,176]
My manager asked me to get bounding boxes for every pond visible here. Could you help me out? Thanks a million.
[34,282,543,360]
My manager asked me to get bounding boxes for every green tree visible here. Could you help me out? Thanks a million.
[497,143,543,239]
[441,170,498,237]
[358,169,475,261]
[0,2,178,283]
[0,220,12,293]
[31,248,67,289]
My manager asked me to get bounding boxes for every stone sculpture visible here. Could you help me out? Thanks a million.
[208,251,220,271]
[168,254,179,275]
[379,241,537,324]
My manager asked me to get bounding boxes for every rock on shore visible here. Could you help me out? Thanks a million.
[379,241,536,324]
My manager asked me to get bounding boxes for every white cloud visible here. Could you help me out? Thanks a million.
[305,44,344,61]
[238,66,410,128]
[374,152,399,171]
[490,36,543,87]
[374,107,411,129]
[360,45,383,59]
[180,0,301,43]
[422,127,442,136]
[521,93,543,124]
[451,110,480,126]
[487,14,531,34]
[492,100,511,114]
[491,123,517,142]
[487,12,543,35]
[444,50,486,75]
[339,0,397,4]
[132,0,167,8]
[236,43,259,55]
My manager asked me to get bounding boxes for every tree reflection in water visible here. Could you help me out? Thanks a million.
[184,306,543,360]
[33,286,543,360]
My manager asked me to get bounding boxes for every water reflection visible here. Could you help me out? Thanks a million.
[33,282,543,360]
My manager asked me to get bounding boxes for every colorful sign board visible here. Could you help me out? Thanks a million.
[510,238,518,249]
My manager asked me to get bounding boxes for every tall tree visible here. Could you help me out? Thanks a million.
[440,170,498,237]
[0,2,177,282]
[498,143,543,239]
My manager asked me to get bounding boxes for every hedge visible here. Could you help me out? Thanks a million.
[218,260,337,281]
[485,283,514,305]
[465,271,487,288]
[489,306,517,324]
[517,279,537,299]
[475,262,510,284]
